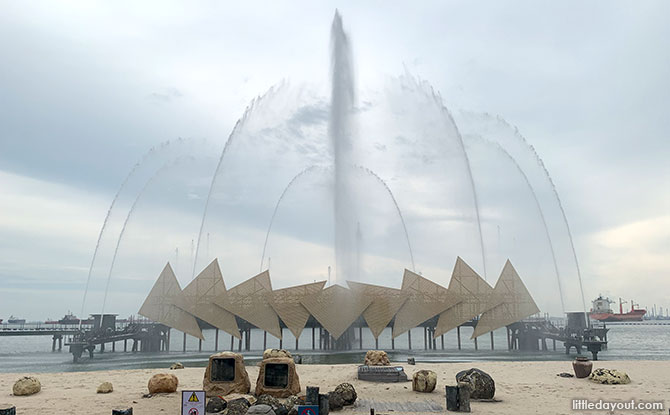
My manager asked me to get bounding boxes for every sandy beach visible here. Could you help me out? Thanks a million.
[1,360,668,414]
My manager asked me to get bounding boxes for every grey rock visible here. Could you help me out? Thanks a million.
[206,396,226,413]
[327,391,344,411]
[255,395,280,408]
[246,404,276,415]
[455,368,495,400]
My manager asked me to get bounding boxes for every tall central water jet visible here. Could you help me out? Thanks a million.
[330,11,358,284]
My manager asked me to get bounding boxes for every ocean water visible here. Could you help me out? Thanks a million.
[1,323,668,373]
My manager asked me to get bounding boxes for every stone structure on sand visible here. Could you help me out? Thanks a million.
[203,352,251,397]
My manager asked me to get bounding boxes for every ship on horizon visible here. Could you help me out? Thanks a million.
[590,295,646,322]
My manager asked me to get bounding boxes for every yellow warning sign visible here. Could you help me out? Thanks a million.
[188,392,199,402]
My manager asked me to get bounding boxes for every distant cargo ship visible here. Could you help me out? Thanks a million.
[590,296,646,322]
[45,312,92,325]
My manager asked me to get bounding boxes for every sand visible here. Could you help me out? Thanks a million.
[0,360,668,414]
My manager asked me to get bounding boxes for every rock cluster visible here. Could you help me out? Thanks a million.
[13,376,41,396]
[170,362,184,370]
[412,370,437,393]
[203,352,251,397]
[588,368,631,385]
[455,368,495,399]
[363,350,390,366]
[147,373,178,394]
[97,381,114,394]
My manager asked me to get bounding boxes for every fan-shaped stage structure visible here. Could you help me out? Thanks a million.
[138,257,539,347]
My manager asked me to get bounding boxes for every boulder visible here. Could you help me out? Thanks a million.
[333,383,357,406]
[147,373,178,394]
[364,350,390,366]
[255,394,280,408]
[170,362,184,370]
[255,358,301,398]
[97,381,114,394]
[327,391,344,411]
[246,404,276,415]
[206,396,227,413]
[12,376,41,396]
[203,352,251,397]
[412,370,437,393]
[588,368,631,385]
[263,349,292,360]
[226,398,250,415]
[455,368,495,399]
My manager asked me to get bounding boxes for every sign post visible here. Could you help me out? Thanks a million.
[297,405,319,415]
[181,390,206,415]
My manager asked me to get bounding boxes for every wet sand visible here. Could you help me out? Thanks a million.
[1,360,668,414]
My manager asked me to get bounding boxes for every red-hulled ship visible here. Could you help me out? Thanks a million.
[589,296,646,322]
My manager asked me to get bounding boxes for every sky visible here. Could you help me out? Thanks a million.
[0,1,668,320]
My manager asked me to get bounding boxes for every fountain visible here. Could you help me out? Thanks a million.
[94,11,587,321]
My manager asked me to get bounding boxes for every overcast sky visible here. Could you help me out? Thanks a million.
[1,1,668,320]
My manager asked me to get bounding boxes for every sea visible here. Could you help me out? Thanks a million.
[1,323,669,373]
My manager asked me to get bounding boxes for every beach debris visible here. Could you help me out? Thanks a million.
[0,404,16,415]
[588,368,631,385]
[255,357,301,398]
[334,383,357,406]
[96,381,113,393]
[455,368,495,399]
[412,369,437,393]
[204,352,251,397]
[263,349,292,360]
[557,372,574,378]
[141,394,152,398]
[111,409,132,415]
[293,354,302,364]
[364,350,390,366]
[407,357,415,365]
[246,404,276,415]
[169,362,184,370]
[12,376,41,396]
[147,373,178,394]
[358,365,408,382]
[206,396,226,413]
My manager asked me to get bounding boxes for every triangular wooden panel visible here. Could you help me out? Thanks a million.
[173,259,241,339]
[434,257,493,338]
[347,281,408,339]
[392,269,460,338]
[266,281,326,339]
[300,284,373,340]
[472,260,540,338]
[138,262,204,340]
[214,270,282,339]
